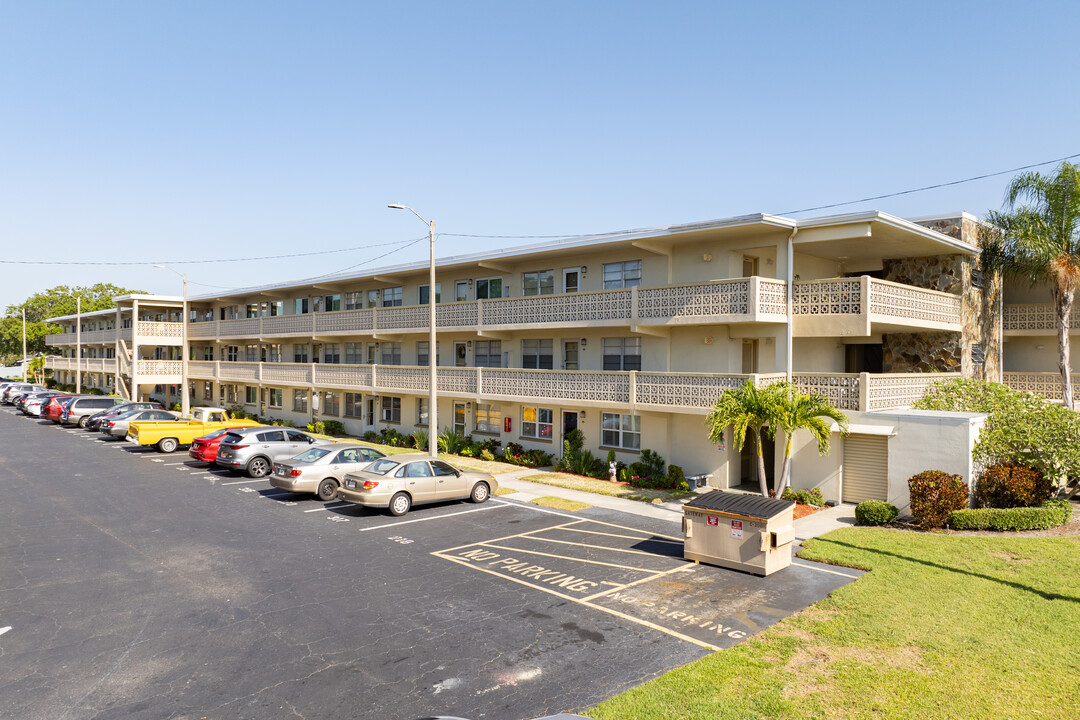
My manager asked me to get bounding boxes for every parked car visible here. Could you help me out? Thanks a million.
[101,409,180,438]
[215,427,336,478]
[86,401,165,431]
[15,391,61,412]
[2,383,47,403]
[270,444,387,501]
[20,392,64,416]
[337,454,497,516]
[60,396,124,427]
[188,427,255,464]
[126,407,261,453]
[44,395,79,423]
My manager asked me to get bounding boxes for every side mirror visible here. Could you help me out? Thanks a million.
[308,437,316,444]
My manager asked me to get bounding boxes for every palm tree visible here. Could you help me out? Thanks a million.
[982,161,1080,409]
[706,380,781,497]
[772,384,849,496]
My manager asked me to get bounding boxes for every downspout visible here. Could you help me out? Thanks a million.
[786,225,798,382]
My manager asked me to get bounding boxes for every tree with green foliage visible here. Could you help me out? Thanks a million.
[772,384,849,496]
[915,377,1080,484]
[706,380,782,497]
[0,283,142,364]
[981,161,1080,409]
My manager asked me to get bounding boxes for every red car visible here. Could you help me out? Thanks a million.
[43,395,78,423]
[188,427,251,463]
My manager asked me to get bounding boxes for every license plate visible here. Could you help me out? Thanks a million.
[345,479,356,489]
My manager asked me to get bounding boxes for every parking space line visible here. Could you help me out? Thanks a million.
[488,499,684,542]
[162,462,189,466]
[791,561,861,578]
[220,479,267,486]
[303,502,350,513]
[437,553,720,652]
[506,535,680,559]
[356,503,512,532]
[475,542,659,572]
[546,526,684,544]
[579,563,696,602]
[433,520,584,554]
[260,491,293,500]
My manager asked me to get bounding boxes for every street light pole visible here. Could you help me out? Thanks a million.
[76,296,82,394]
[388,204,438,459]
[21,307,27,382]
[154,265,189,417]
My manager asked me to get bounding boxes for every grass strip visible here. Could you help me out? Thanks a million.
[529,495,591,511]
[588,528,1080,720]
[517,472,694,504]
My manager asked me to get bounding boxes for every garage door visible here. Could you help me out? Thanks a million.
[842,434,888,503]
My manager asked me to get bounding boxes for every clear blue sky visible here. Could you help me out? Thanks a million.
[2,1,1077,310]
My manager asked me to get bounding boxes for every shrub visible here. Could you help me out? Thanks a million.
[474,437,501,455]
[362,430,378,442]
[639,449,665,478]
[855,500,899,526]
[307,421,326,434]
[978,464,1052,508]
[782,487,826,507]
[479,449,495,462]
[321,420,345,436]
[571,449,600,477]
[948,499,1073,531]
[909,470,969,528]
[379,427,407,447]
[666,464,688,491]
[438,428,467,454]
[411,429,428,452]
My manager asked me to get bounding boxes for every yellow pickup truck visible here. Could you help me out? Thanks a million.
[127,406,261,453]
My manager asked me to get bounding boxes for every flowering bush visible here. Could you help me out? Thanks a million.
[909,470,968,528]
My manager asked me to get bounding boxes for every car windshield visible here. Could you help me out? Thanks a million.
[366,458,401,476]
[291,448,332,463]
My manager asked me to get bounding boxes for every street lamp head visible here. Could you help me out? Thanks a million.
[387,204,406,210]
[153,264,165,269]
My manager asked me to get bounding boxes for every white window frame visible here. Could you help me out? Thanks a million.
[602,412,641,450]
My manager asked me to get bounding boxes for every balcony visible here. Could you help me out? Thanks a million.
[44,357,119,374]
[792,277,962,337]
[187,277,791,340]
[186,360,956,414]
[1003,304,1080,336]
[1002,371,1064,400]
[45,322,183,346]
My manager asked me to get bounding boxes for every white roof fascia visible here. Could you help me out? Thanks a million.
[794,210,979,255]
[46,295,184,323]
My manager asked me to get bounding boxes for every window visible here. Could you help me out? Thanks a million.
[563,340,579,370]
[245,304,259,319]
[419,284,441,305]
[602,413,641,450]
[258,429,286,442]
[475,340,502,368]
[244,344,259,362]
[245,386,258,405]
[417,341,440,366]
[382,287,402,307]
[521,406,553,439]
[323,392,340,416]
[198,346,214,361]
[223,384,238,404]
[603,260,642,289]
[381,342,402,366]
[522,270,555,296]
[225,346,239,362]
[416,398,428,426]
[268,389,283,408]
[345,292,363,310]
[522,339,553,369]
[603,337,642,371]
[381,396,401,423]
[293,390,308,412]
[266,344,281,363]
[367,289,379,308]
[475,403,502,434]
[323,344,340,364]
[366,343,377,364]
[202,382,213,401]
[344,392,363,418]
[563,268,580,293]
[294,298,309,314]
[345,342,363,364]
[455,281,469,301]
[293,344,309,363]
[268,300,284,316]
[323,294,341,312]
[475,277,502,299]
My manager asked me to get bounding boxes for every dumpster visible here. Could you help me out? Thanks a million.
[681,490,796,576]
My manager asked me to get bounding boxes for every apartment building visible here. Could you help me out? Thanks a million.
[48,210,1024,512]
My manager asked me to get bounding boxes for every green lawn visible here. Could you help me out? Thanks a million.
[517,471,695,504]
[588,528,1080,720]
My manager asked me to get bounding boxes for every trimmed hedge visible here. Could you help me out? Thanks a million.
[855,500,899,526]
[948,498,1073,531]
[909,470,969,529]
[978,464,1051,508]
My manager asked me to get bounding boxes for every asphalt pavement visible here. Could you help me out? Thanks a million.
[0,408,861,720]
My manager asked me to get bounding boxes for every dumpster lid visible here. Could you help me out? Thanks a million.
[684,490,795,519]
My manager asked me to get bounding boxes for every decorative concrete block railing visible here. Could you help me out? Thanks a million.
[792,276,962,336]
[45,357,119,374]
[1003,304,1080,334]
[1002,372,1064,400]
[136,360,183,377]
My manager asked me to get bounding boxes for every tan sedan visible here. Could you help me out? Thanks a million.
[338,453,497,516]
[270,444,386,501]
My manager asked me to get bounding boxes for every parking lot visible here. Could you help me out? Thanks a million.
[0,406,861,720]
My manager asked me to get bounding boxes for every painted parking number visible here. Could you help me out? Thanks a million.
[731,519,743,539]
[388,536,413,545]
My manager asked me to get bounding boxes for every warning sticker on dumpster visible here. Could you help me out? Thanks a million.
[731,519,743,538]
[707,515,719,526]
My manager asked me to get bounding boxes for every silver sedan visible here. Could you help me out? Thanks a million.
[101,409,180,438]
[270,444,386,501]
[338,453,498,516]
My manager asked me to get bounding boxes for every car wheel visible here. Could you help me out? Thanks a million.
[246,456,271,478]
[317,478,339,502]
[470,482,490,504]
[157,437,179,453]
[388,492,412,517]
[77,416,88,428]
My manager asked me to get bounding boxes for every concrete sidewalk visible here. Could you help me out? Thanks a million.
[494,470,857,540]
